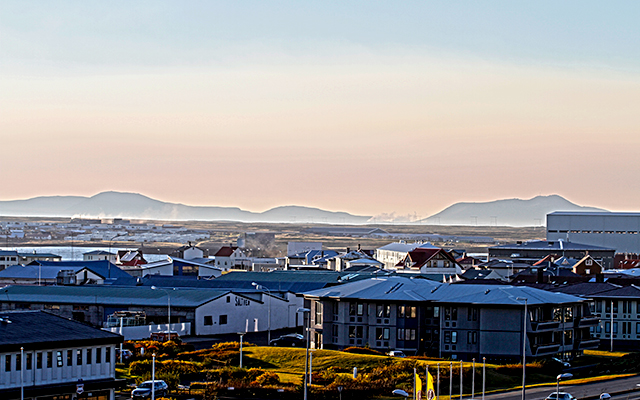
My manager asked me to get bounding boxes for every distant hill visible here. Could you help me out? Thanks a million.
[0,191,371,224]
[422,195,607,227]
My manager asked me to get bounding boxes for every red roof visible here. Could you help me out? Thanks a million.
[214,246,237,257]
[397,248,457,269]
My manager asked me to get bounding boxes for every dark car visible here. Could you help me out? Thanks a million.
[269,333,305,347]
[131,380,168,399]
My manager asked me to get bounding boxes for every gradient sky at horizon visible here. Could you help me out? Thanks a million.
[1,1,639,219]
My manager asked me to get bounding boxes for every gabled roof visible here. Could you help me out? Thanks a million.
[28,260,132,279]
[83,250,115,256]
[397,248,458,269]
[548,282,620,296]
[214,246,238,257]
[0,310,122,352]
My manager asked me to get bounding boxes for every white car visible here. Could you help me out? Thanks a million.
[545,392,577,400]
[388,350,406,357]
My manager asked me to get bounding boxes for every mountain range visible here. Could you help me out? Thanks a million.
[0,192,608,226]
[422,195,606,226]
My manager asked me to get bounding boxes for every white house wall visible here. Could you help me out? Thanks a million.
[195,293,303,336]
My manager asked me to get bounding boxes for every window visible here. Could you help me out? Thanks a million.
[399,305,406,318]
[332,325,339,337]
[377,304,391,318]
[67,350,73,366]
[349,303,357,316]
[467,331,478,344]
[409,306,417,318]
[613,301,619,313]
[219,315,228,325]
[226,296,230,303]
[16,353,21,371]
[468,307,478,321]
[47,351,52,368]
[57,351,63,367]
[5,354,11,371]
[623,301,631,314]
[204,316,213,326]
[444,307,458,321]
[605,302,611,313]
[37,353,42,369]
[96,347,102,364]
[637,323,640,335]
[434,307,440,318]
[376,327,385,340]
[315,301,323,325]
[451,331,457,344]
[398,328,405,340]
[77,349,83,365]
[26,353,32,370]
[444,331,451,343]
[357,303,364,316]
[564,307,573,322]
[613,323,618,334]
[596,301,602,313]
[383,328,390,340]
[349,326,363,338]
[86,349,92,364]
[553,308,562,321]
[105,347,111,363]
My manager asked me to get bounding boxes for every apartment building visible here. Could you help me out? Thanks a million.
[302,276,598,362]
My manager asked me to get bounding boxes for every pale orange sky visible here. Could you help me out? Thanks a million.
[1,2,639,219]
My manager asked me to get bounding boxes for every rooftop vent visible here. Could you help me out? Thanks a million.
[484,289,490,295]
[0,317,12,324]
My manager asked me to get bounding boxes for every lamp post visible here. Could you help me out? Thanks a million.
[482,357,486,400]
[151,286,176,333]
[238,332,245,368]
[152,353,156,400]
[108,233,126,278]
[516,297,528,400]
[297,307,311,400]
[252,282,272,344]
[556,373,573,398]
[20,347,24,400]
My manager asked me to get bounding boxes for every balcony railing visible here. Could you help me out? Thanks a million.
[530,320,561,332]
[576,316,599,327]
[532,343,561,356]
[578,338,600,349]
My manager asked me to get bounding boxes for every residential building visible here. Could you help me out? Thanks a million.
[0,310,122,400]
[0,251,19,271]
[83,250,117,263]
[213,246,246,270]
[395,248,463,275]
[375,242,438,270]
[489,240,615,269]
[302,276,598,361]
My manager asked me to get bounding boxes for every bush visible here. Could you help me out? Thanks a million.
[343,347,385,356]
[255,371,280,386]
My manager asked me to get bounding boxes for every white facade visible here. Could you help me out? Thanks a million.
[0,251,19,270]
[0,345,116,400]
[195,292,303,336]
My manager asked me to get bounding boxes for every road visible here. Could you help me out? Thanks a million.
[479,376,640,400]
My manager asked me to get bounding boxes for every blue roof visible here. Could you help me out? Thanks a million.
[27,260,132,279]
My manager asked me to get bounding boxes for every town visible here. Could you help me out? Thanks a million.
[2,211,640,399]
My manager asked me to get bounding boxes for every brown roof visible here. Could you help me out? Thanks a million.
[397,248,457,269]
[214,246,237,257]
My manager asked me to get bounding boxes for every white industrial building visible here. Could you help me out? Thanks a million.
[547,212,640,254]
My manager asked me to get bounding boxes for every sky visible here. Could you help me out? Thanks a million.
[1,1,639,220]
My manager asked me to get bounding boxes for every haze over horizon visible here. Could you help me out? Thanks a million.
[2,1,639,218]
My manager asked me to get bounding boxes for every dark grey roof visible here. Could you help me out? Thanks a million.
[1,285,232,307]
[490,240,615,252]
[303,276,584,306]
[548,282,620,296]
[587,285,640,298]
[548,211,640,217]
[0,310,122,352]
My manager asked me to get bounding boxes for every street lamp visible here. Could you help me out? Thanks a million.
[556,373,573,398]
[252,282,272,344]
[297,307,311,400]
[108,233,126,278]
[151,286,176,333]
[152,353,156,400]
[516,297,528,400]
[238,332,245,368]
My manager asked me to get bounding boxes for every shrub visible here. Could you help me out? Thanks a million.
[255,371,280,386]
[343,347,385,356]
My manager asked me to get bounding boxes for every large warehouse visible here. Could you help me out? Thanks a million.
[547,212,640,254]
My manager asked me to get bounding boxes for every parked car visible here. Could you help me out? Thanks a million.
[131,380,168,399]
[388,350,407,358]
[269,333,305,347]
[545,392,577,400]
